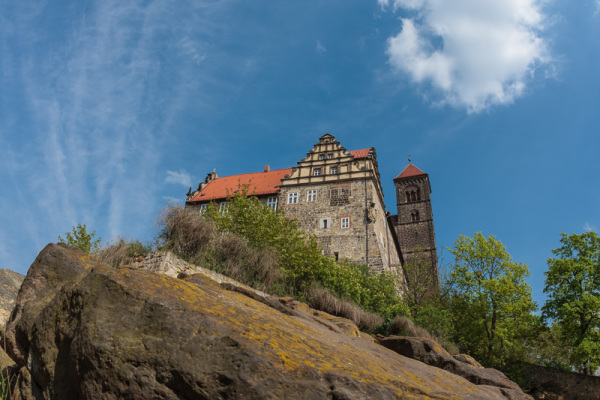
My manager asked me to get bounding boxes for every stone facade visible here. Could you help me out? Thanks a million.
[278,134,401,273]
[185,134,438,283]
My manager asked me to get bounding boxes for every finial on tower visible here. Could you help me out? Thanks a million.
[408,155,412,163]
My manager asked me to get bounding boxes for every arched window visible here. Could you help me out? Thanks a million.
[406,190,417,202]
[410,210,420,222]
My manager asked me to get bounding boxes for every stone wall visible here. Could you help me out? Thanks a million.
[280,178,399,273]
[395,174,438,287]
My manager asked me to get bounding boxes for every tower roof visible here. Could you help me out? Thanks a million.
[394,163,427,180]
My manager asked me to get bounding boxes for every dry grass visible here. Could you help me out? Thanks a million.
[305,286,384,332]
[159,206,285,293]
[95,238,152,267]
[209,233,283,293]
[389,315,460,355]
[159,206,217,260]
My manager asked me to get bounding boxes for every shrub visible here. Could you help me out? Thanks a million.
[159,206,217,261]
[58,223,101,253]
[94,238,152,267]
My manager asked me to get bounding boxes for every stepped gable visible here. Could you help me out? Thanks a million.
[4,243,531,400]
[189,167,292,202]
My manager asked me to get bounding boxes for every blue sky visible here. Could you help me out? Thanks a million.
[1,0,598,307]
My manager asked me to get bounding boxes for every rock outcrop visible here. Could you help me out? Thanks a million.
[379,337,526,398]
[0,268,25,327]
[0,268,25,370]
[518,362,600,400]
[4,244,533,399]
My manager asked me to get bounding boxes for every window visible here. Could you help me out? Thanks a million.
[314,168,321,176]
[287,192,298,204]
[320,218,330,229]
[330,166,338,175]
[411,210,420,222]
[327,154,333,159]
[267,197,278,210]
[199,204,207,212]
[307,189,317,202]
[318,154,325,160]
[219,202,229,212]
[323,219,328,229]
[334,252,339,261]
[406,189,420,202]
[341,217,350,229]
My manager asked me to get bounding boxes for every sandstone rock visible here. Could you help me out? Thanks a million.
[136,251,368,340]
[0,268,25,327]
[518,362,600,400]
[5,244,530,399]
[454,353,484,368]
[379,336,531,399]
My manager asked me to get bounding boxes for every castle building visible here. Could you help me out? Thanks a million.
[186,134,437,281]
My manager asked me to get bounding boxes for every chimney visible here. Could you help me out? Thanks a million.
[264,165,270,172]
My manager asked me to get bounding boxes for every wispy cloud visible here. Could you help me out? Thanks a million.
[0,0,238,270]
[378,0,550,113]
[166,170,192,188]
[583,222,597,232]
[316,40,327,54]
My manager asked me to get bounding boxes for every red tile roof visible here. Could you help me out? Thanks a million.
[189,168,293,203]
[190,148,372,203]
[394,163,427,180]
[348,148,371,159]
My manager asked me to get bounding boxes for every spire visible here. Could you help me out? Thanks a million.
[394,163,427,180]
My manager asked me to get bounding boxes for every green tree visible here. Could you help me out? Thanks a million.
[58,223,101,253]
[402,247,441,314]
[542,231,600,375]
[448,232,536,366]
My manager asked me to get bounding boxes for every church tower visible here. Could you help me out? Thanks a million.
[394,161,438,290]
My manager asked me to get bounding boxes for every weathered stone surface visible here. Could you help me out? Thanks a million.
[454,353,484,368]
[0,268,25,327]
[518,362,600,400]
[379,337,531,399]
[5,244,530,399]
[129,250,268,297]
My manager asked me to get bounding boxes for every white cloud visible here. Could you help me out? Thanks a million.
[380,0,550,113]
[316,40,327,54]
[165,170,192,188]
[583,222,597,232]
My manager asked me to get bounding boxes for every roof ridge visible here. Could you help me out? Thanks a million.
[213,167,292,179]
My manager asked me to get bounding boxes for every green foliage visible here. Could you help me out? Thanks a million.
[58,223,101,253]
[402,247,438,314]
[168,187,408,319]
[0,371,11,400]
[413,302,454,343]
[542,231,600,375]
[447,232,537,367]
